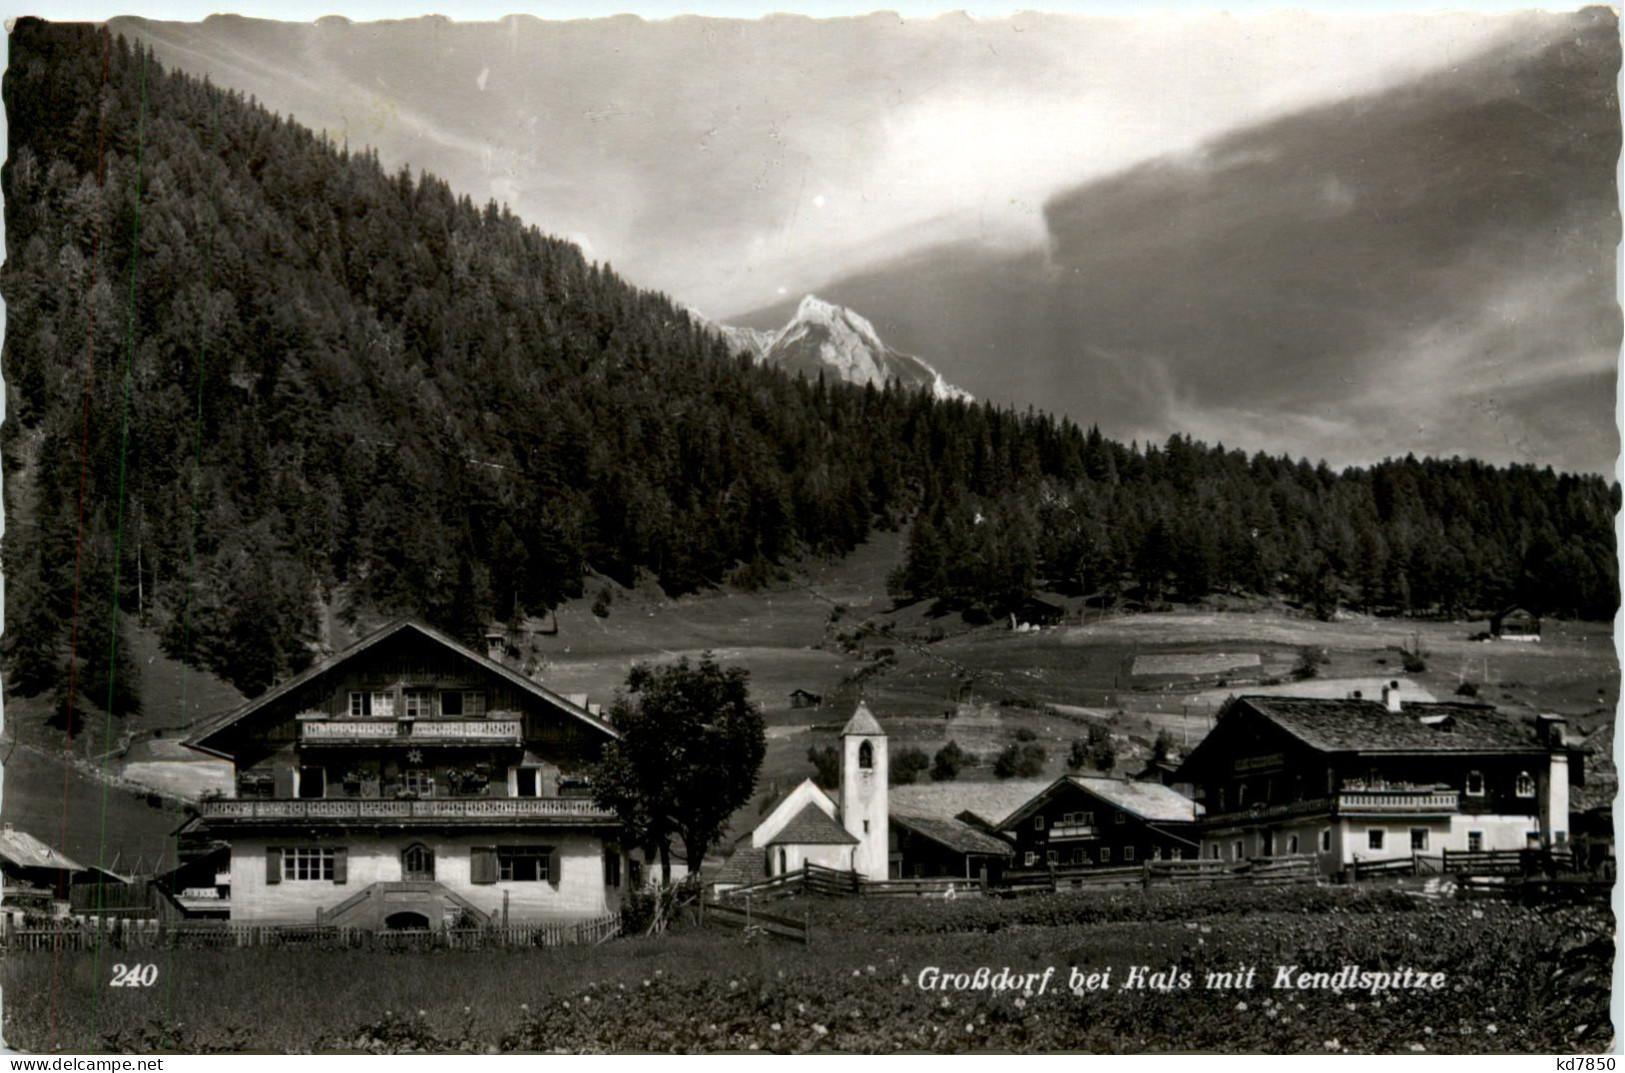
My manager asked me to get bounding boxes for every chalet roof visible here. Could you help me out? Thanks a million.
[1232,695,1546,755]
[767,803,859,846]
[999,776,1201,831]
[1068,777,1202,822]
[891,814,1014,857]
[842,702,884,737]
[183,619,617,758]
[889,779,1053,828]
[0,827,85,873]
[712,846,767,887]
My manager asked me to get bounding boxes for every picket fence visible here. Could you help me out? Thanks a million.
[1,913,622,954]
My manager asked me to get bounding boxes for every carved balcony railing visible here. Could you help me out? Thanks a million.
[1334,789,1459,815]
[197,797,616,825]
[298,718,523,746]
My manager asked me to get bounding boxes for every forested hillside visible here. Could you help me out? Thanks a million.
[1,22,1615,719]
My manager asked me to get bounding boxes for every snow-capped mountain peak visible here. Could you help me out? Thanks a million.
[702,295,971,402]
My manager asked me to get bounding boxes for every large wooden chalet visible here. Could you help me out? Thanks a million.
[182,620,626,929]
[1173,687,1583,873]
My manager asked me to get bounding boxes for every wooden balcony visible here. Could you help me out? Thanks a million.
[298,717,523,747]
[197,797,617,827]
[1046,823,1101,841]
[1334,789,1459,816]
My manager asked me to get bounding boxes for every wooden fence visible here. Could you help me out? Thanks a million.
[1004,855,1320,893]
[68,880,159,918]
[1442,848,1574,876]
[702,900,810,945]
[1,913,622,953]
[862,876,983,897]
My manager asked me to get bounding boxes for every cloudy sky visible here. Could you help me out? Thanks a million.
[102,10,1621,473]
[117,11,1531,316]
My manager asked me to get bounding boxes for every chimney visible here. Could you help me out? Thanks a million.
[1382,681,1402,713]
[1536,713,1568,748]
[484,628,506,662]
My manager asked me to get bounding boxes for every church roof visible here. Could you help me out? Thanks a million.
[711,847,767,887]
[841,702,884,737]
[766,802,859,846]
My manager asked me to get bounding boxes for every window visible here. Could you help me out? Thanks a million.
[1287,835,1299,854]
[1045,850,1058,865]
[1083,811,1095,827]
[297,766,326,799]
[1368,829,1385,851]
[863,820,870,834]
[1410,828,1428,852]
[1115,811,1126,825]
[1320,829,1331,853]
[1466,771,1486,797]
[1071,848,1087,865]
[497,846,553,882]
[1468,831,1484,852]
[283,847,337,881]
[440,691,487,717]
[1100,848,1111,863]
[858,741,874,770]
[402,843,435,881]
[1231,841,1244,861]
[514,768,539,798]
[603,847,622,889]
[1024,852,1036,867]
[1034,815,1046,831]
[778,848,788,875]
[1124,847,1135,863]
[404,769,434,796]
[1515,771,1536,798]
[1152,846,1163,861]
[349,691,396,718]
[404,690,434,718]
[1209,844,1221,860]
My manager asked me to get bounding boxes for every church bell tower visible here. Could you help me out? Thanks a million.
[839,702,889,881]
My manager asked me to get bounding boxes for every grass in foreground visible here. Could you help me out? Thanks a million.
[3,887,1610,1054]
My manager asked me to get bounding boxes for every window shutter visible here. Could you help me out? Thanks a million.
[266,847,282,885]
[333,847,348,885]
[471,847,496,884]
[273,766,295,799]
[548,848,561,888]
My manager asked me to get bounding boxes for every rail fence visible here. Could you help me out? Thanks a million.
[721,855,1321,901]
[702,900,810,945]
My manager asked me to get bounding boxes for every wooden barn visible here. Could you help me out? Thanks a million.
[1490,605,1542,642]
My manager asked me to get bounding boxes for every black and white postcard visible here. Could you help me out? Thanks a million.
[0,4,1617,1056]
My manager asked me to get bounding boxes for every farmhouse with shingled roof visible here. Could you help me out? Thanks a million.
[181,619,628,929]
[997,776,1203,870]
[1173,684,1585,873]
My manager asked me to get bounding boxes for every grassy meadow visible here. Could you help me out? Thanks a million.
[1,885,1610,1054]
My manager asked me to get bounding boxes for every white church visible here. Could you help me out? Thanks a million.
[712,702,1031,891]
[715,703,892,888]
